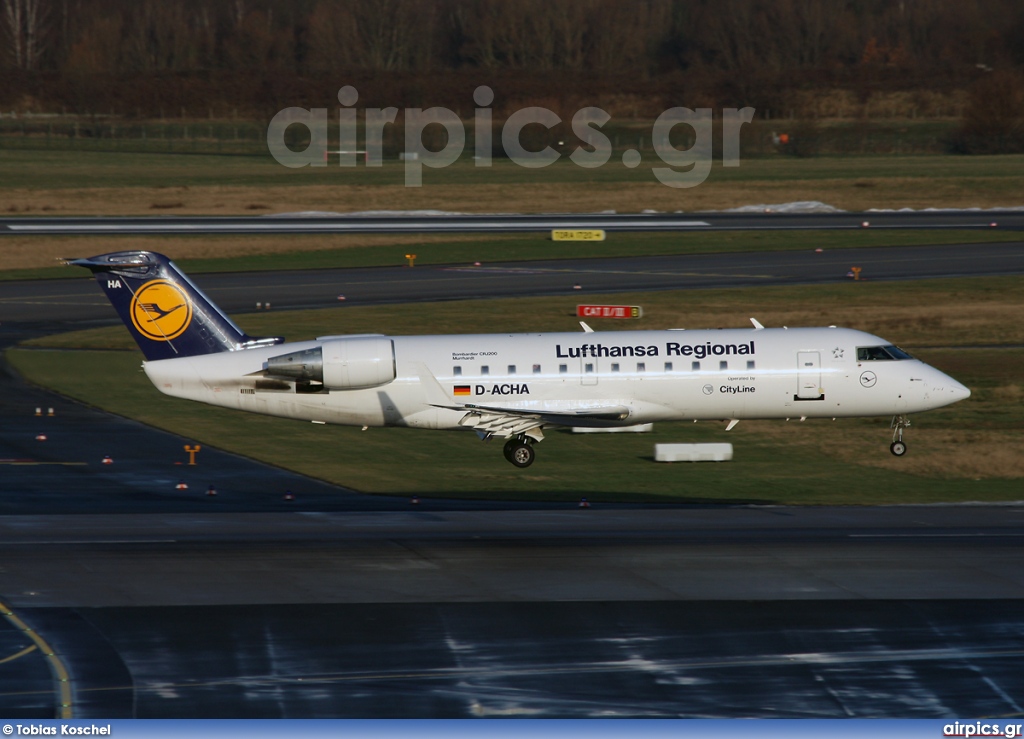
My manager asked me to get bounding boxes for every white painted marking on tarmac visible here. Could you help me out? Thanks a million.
[127,644,1024,696]
[443,265,776,279]
[981,675,1024,714]
[1,539,178,545]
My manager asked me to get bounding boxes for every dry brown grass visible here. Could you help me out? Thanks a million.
[14,174,1004,272]
[992,384,1023,403]
[635,301,1024,348]
[2,174,1021,221]
[745,422,1024,479]
[786,89,968,120]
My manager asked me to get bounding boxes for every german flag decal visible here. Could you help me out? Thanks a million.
[454,385,472,396]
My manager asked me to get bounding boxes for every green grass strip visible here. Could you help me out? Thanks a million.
[11,276,1023,503]
[3,229,1020,282]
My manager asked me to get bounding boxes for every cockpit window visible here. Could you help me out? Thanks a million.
[857,345,914,361]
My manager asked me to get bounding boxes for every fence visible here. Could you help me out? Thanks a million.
[0,118,269,156]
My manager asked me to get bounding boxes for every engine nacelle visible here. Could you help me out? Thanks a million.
[265,336,396,390]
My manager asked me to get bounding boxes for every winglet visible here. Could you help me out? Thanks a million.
[580,321,595,333]
[750,318,764,330]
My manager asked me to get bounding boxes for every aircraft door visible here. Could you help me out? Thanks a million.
[796,351,822,399]
[581,357,598,386]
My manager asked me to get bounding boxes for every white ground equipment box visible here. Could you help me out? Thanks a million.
[654,443,733,462]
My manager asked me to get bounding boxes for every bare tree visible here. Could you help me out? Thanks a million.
[120,0,199,71]
[309,0,438,72]
[3,0,48,69]
[2,0,23,68]
[589,0,671,73]
[63,13,121,74]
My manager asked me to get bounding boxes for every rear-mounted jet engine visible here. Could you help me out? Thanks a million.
[264,336,396,390]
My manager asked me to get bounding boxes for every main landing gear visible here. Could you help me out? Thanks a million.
[890,414,911,456]
[503,437,536,468]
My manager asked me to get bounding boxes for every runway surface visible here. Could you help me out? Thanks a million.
[5,600,1022,718]
[3,506,1024,607]
[3,210,1024,235]
[2,504,1024,717]
[2,237,1023,718]
[3,241,1023,326]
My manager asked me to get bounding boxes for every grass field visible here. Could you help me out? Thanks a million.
[3,148,1021,277]
[5,144,1022,502]
[2,149,1023,220]
[6,148,1024,190]
[12,276,1023,504]
[4,227,1021,280]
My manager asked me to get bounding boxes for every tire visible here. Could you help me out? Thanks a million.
[890,441,907,456]
[508,441,535,468]
[503,439,516,462]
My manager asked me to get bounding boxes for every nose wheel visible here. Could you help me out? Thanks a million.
[890,415,910,456]
[503,437,536,468]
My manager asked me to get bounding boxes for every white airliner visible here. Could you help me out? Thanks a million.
[71,251,970,468]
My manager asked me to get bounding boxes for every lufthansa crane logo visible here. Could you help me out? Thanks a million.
[129,280,192,341]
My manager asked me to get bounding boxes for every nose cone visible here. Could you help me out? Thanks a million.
[931,370,971,405]
[949,379,971,402]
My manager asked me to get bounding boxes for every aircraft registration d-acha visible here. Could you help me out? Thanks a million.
[70,251,970,468]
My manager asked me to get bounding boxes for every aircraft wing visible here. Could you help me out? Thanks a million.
[414,362,629,437]
[435,402,632,438]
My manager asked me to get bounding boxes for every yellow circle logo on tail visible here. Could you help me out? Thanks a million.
[130,280,192,341]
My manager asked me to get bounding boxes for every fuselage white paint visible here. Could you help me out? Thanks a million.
[142,326,970,432]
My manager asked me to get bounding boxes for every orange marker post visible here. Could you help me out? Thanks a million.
[184,444,201,465]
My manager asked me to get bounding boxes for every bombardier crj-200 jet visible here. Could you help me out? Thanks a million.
[71,251,970,468]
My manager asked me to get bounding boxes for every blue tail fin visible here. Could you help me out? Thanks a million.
[70,251,282,361]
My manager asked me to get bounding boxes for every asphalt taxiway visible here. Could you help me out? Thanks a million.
[3,241,1024,326]
[4,507,1024,607]
[3,503,1024,717]
[2,236,1023,718]
[3,209,1024,235]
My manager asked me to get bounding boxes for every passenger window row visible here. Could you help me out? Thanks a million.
[452,360,756,375]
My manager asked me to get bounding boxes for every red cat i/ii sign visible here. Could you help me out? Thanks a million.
[577,305,643,319]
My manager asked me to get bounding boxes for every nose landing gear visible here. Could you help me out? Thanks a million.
[890,415,911,456]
